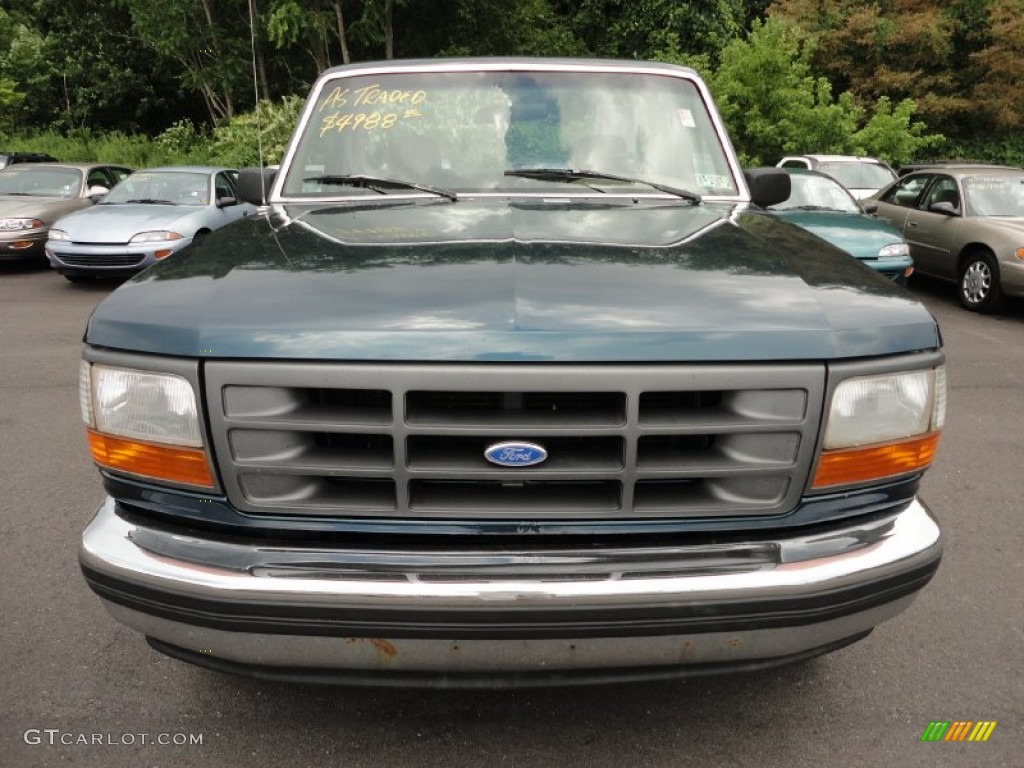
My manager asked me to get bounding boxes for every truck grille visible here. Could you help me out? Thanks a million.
[205,363,824,520]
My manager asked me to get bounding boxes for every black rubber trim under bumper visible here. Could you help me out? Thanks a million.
[81,557,939,641]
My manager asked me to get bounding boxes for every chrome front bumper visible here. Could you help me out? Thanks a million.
[80,497,941,685]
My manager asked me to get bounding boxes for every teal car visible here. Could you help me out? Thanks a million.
[770,168,914,283]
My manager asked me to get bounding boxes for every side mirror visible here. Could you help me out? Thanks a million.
[87,185,109,202]
[929,201,958,216]
[861,202,879,214]
[237,167,278,206]
[216,196,238,208]
[744,168,791,208]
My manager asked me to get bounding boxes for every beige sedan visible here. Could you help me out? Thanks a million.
[864,164,1024,312]
[0,163,132,264]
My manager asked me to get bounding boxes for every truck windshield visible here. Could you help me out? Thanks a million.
[280,69,738,199]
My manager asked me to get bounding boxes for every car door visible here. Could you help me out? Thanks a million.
[903,174,962,278]
[871,173,932,235]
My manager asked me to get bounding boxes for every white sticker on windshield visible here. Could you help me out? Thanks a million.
[695,173,732,189]
[677,109,696,128]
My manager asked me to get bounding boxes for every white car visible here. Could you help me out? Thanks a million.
[776,154,898,199]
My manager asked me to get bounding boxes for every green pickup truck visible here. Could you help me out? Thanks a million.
[78,59,945,686]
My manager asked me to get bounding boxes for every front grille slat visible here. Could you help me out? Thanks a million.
[410,480,622,516]
[205,363,824,521]
[56,253,145,268]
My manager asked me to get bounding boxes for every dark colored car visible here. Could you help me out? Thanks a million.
[769,168,913,283]
[0,151,58,170]
[865,164,1024,311]
[78,59,945,687]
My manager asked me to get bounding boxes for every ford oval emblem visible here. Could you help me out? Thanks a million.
[484,441,548,467]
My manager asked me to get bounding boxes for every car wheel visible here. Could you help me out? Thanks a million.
[64,274,92,284]
[958,250,1004,313]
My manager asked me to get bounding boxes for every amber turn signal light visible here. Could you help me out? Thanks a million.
[87,428,214,488]
[812,432,940,489]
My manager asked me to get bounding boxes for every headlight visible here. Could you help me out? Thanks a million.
[48,228,70,241]
[813,366,945,489]
[80,362,214,488]
[0,217,44,231]
[878,242,910,259]
[129,230,183,244]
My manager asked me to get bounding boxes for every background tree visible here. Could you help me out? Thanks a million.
[556,0,746,63]
[969,0,1024,131]
[767,0,1024,160]
[8,0,1019,166]
[712,16,941,165]
[120,0,253,122]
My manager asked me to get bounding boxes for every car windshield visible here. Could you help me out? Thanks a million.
[104,171,210,206]
[817,161,896,190]
[0,166,82,198]
[962,175,1024,216]
[281,69,738,198]
[770,173,860,213]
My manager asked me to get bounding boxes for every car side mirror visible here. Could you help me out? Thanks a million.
[744,168,791,208]
[237,167,278,205]
[87,185,109,202]
[929,201,958,216]
[861,202,878,214]
[216,196,238,208]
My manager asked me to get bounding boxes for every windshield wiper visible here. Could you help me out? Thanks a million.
[123,198,176,205]
[504,168,702,204]
[303,174,458,202]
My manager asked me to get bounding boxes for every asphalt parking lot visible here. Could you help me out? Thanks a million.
[1,261,1021,768]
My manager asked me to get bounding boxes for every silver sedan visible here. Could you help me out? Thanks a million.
[864,164,1024,312]
[46,166,255,282]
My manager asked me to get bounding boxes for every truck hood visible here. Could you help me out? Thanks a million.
[85,199,939,361]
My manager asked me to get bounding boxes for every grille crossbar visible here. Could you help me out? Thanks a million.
[206,363,824,520]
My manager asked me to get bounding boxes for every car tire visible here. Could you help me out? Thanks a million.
[958,250,1004,313]
[64,274,92,284]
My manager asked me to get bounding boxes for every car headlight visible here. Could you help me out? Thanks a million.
[813,366,945,489]
[878,242,910,259]
[79,362,214,488]
[129,230,184,244]
[0,217,44,231]
[48,228,70,241]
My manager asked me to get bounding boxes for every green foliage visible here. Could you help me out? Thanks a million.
[155,120,209,160]
[0,129,178,168]
[209,96,305,167]
[934,136,1024,168]
[711,16,942,166]
[0,0,1013,169]
[0,76,24,130]
[850,97,944,166]
[562,0,745,64]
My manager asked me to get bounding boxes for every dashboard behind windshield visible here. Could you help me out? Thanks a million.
[280,69,738,199]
